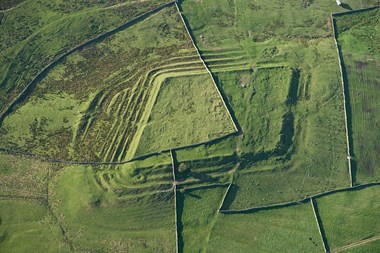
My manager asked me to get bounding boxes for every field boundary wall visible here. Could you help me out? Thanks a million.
[177,183,230,192]
[331,14,353,187]
[310,197,330,253]
[0,130,237,165]
[330,5,380,186]
[219,182,380,214]
[332,5,380,17]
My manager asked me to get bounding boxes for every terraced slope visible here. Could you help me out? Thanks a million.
[49,164,176,252]
[1,1,380,253]
[0,6,200,162]
[174,151,238,190]
[96,153,174,199]
[0,0,171,119]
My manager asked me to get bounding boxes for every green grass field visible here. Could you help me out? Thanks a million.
[0,199,69,253]
[217,67,290,156]
[177,186,228,252]
[335,8,380,184]
[180,0,378,50]
[218,54,349,208]
[135,74,235,156]
[340,240,380,253]
[316,185,380,251]
[207,202,323,253]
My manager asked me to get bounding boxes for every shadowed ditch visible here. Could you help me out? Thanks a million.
[176,191,185,253]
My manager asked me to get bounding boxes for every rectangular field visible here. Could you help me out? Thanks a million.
[217,49,349,209]
[207,202,323,252]
[180,0,353,209]
[177,186,228,252]
[316,185,380,252]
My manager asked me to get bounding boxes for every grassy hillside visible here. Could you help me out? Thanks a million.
[174,150,237,189]
[219,57,349,208]
[0,152,51,199]
[96,153,174,198]
[1,0,379,252]
[340,240,380,253]
[0,4,234,162]
[179,0,378,50]
[49,165,176,252]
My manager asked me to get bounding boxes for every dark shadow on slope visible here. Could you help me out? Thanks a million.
[176,191,185,253]
[275,111,295,157]
[340,3,353,11]
[286,68,300,106]
[239,111,295,167]
[312,199,331,253]
[338,44,357,185]
[219,184,239,210]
